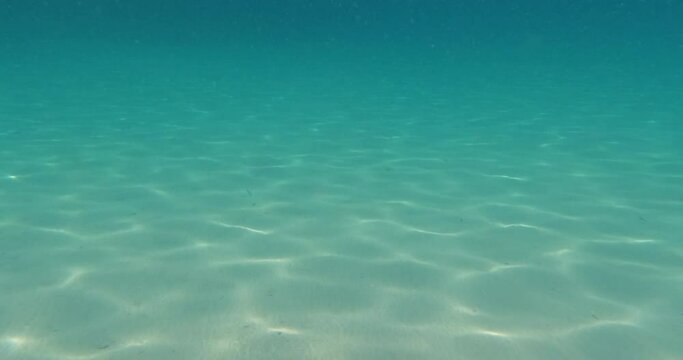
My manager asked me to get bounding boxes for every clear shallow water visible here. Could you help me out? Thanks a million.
[1,2,682,359]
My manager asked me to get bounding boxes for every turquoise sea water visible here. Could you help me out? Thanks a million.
[1,2,682,359]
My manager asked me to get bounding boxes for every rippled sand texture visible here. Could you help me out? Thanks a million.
[1,47,682,359]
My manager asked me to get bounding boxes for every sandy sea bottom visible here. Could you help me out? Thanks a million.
[1,44,682,359]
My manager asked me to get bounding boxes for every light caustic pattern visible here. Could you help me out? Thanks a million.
[1,55,682,360]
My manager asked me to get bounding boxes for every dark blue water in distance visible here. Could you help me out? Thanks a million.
[1,1,682,359]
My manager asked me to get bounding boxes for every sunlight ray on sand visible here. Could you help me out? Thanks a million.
[209,221,272,235]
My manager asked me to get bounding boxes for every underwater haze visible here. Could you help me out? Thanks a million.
[1,1,682,359]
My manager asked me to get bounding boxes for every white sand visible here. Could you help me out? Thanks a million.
[1,48,682,359]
